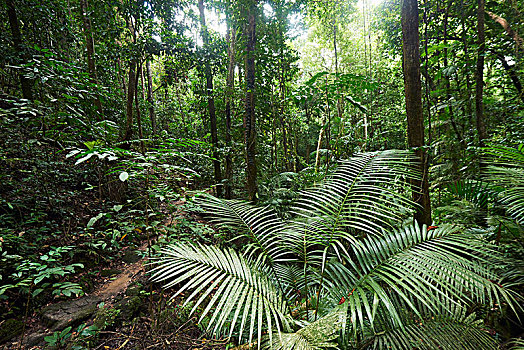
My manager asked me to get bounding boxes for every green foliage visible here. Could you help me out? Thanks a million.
[152,151,518,349]
[485,145,524,225]
[44,326,73,348]
[0,245,84,299]
[1,0,523,346]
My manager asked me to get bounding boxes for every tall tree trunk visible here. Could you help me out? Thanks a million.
[174,75,189,135]
[314,123,324,173]
[135,65,145,154]
[492,51,524,103]
[324,74,331,169]
[276,5,289,171]
[79,0,103,118]
[6,0,33,100]
[305,104,311,165]
[401,0,432,225]
[244,2,258,202]
[475,0,487,146]
[444,3,466,148]
[198,0,222,197]
[146,59,156,135]
[459,0,474,123]
[122,16,137,144]
[224,21,236,199]
[123,59,137,143]
[486,10,523,50]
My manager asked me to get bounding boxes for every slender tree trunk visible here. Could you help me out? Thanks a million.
[486,10,523,50]
[244,2,258,202]
[315,123,324,173]
[401,0,432,225]
[475,0,487,146]
[79,0,103,118]
[123,59,137,143]
[6,0,33,100]
[146,59,156,135]
[324,74,331,169]
[277,6,289,171]
[271,89,279,171]
[174,75,189,135]
[135,66,145,154]
[198,0,222,197]
[117,59,126,99]
[492,51,524,103]
[443,2,466,148]
[224,21,236,199]
[305,104,311,165]
[460,0,474,122]
[122,16,137,145]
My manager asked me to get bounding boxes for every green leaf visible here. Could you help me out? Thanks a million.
[119,171,129,182]
[87,213,104,228]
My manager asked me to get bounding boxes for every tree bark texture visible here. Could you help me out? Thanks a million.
[475,0,487,146]
[146,59,156,135]
[244,3,258,202]
[79,0,103,118]
[135,66,145,154]
[224,22,236,199]
[401,0,432,225]
[123,59,137,143]
[444,2,466,148]
[492,52,524,103]
[198,0,222,197]
[486,11,523,50]
[6,0,33,100]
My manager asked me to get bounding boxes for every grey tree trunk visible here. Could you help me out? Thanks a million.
[6,0,33,100]
[146,60,156,135]
[79,0,103,118]
[475,0,487,146]
[198,0,222,197]
[244,2,258,202]
[224,21,236,199]
[401,0,432,225]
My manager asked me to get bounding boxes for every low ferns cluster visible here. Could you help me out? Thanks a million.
[151,151,519,349]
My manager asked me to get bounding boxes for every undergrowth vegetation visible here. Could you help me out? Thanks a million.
[152,150,524,349]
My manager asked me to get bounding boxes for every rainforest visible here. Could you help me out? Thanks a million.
[0,0,523,348]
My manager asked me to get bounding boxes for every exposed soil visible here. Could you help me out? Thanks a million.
[1,209,229,350]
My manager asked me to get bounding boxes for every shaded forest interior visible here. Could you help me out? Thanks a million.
[1,0,523,348]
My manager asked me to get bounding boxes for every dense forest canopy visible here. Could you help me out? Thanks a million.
[0,0,523,348]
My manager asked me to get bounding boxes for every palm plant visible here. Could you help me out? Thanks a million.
[485,145,524,225]
[151,150,519,349]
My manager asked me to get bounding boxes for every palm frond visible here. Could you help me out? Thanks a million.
[273,264,312,303]
[509,338,524,349]
[322,224,518,332]
[290,150,420,239]
[485,145,524,224]
[364,305,498,350]
[151,151,520,349]
[197,194,292,262]
[446,179,492,209]
[150,243,290,345]
[266,306,347,350]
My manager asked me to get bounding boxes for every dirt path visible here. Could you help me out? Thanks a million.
[14,243,150,349]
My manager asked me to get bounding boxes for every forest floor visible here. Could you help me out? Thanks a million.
[1,200,230,350]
